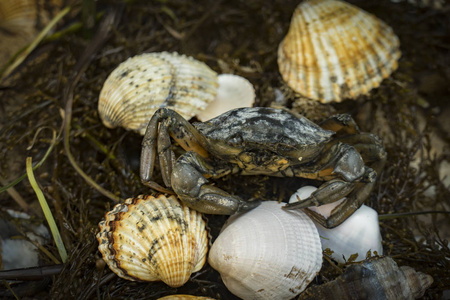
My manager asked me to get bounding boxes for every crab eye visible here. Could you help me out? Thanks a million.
[228,134,243,146]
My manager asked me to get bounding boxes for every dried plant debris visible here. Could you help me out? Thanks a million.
[0,0,448,299]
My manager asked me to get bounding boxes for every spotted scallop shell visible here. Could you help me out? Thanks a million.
[98,52,218,135]
[278,0,401,103]
[96,194,208,288]
[208,201,322,300]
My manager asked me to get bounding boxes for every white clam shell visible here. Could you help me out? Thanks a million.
[97,194,208,287]
[278,0,401,103]
[98,52,218,135]
[196,74,255,122]
[290,186,383,264]
[208,201,322,300]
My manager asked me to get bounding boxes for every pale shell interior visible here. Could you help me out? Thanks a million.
[196,74,255,122]
[97,194,208,287]
[278,0,401,103]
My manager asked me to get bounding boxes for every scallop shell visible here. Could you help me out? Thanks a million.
[196,74,255,122]
[290,186,383,264]
[278,0,401,103]
[298,256,434,299]
[98,52,218,135]
[96,194,208,288]
[0,0,66,66]
[208,201,322,300]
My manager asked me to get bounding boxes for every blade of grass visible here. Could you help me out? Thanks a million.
[2,281,19,300]
[0,7,71,81]
[0,128,57,194]
[26,157,67,263]
[62,9,121,203]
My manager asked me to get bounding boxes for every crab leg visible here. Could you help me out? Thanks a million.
[157,118,176,186]
[304,181,375,228]
[321,114,387,175]
[319,114,360,136]
[333,132,387,175]
[171,151,260,215]
[285,179,356,208]
[140,108,209,189]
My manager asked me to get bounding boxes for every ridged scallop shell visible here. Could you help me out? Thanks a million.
[208,201,322,300]
[298,257,434,299]
[0,0,65,66]
[196,74,255,122]
[96,194,208,288]
[98,52,218,135]
[278,0,401,103]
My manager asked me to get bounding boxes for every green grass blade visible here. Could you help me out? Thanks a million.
[26,157,68,263]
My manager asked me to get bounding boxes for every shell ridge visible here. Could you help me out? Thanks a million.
[97,194,208,287]
[277,0,401,102]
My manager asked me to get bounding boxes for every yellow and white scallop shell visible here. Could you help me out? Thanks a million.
[0,0,67,66]
[98,52,218,135]
[278,0,401,103]
[208,201,322,300]
[96,194,208,288]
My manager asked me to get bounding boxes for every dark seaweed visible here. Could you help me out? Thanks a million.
[0,0,448,299]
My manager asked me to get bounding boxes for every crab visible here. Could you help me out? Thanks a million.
[140,107,386,228]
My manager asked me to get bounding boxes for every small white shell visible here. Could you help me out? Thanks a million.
[208,201,322,300]
[97,194,208,287]
[196,74,255,122]
[290,186,383,263]
[278,0,401,103]
[98,52,218,135]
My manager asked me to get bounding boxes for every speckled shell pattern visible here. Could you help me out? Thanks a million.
[298,256,434,300]
[0,0,62,33]
[98,52,218,135]
[208,201,322,300]
[278,0,401,103]
[97,194,208,288]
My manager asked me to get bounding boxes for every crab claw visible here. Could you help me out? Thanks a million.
[283,179,355,210]
[171,153,260,215]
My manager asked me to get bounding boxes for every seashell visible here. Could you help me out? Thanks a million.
[96,194,208,288]
[98,52,218,135]
[0,0,66,66]
[290,186,383,264]
[196,74,255,122]
[208,201,322,300]
[1,209,50,270]
[277,0,401,103]
[157,295,215,300]
[298,256,434,299]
